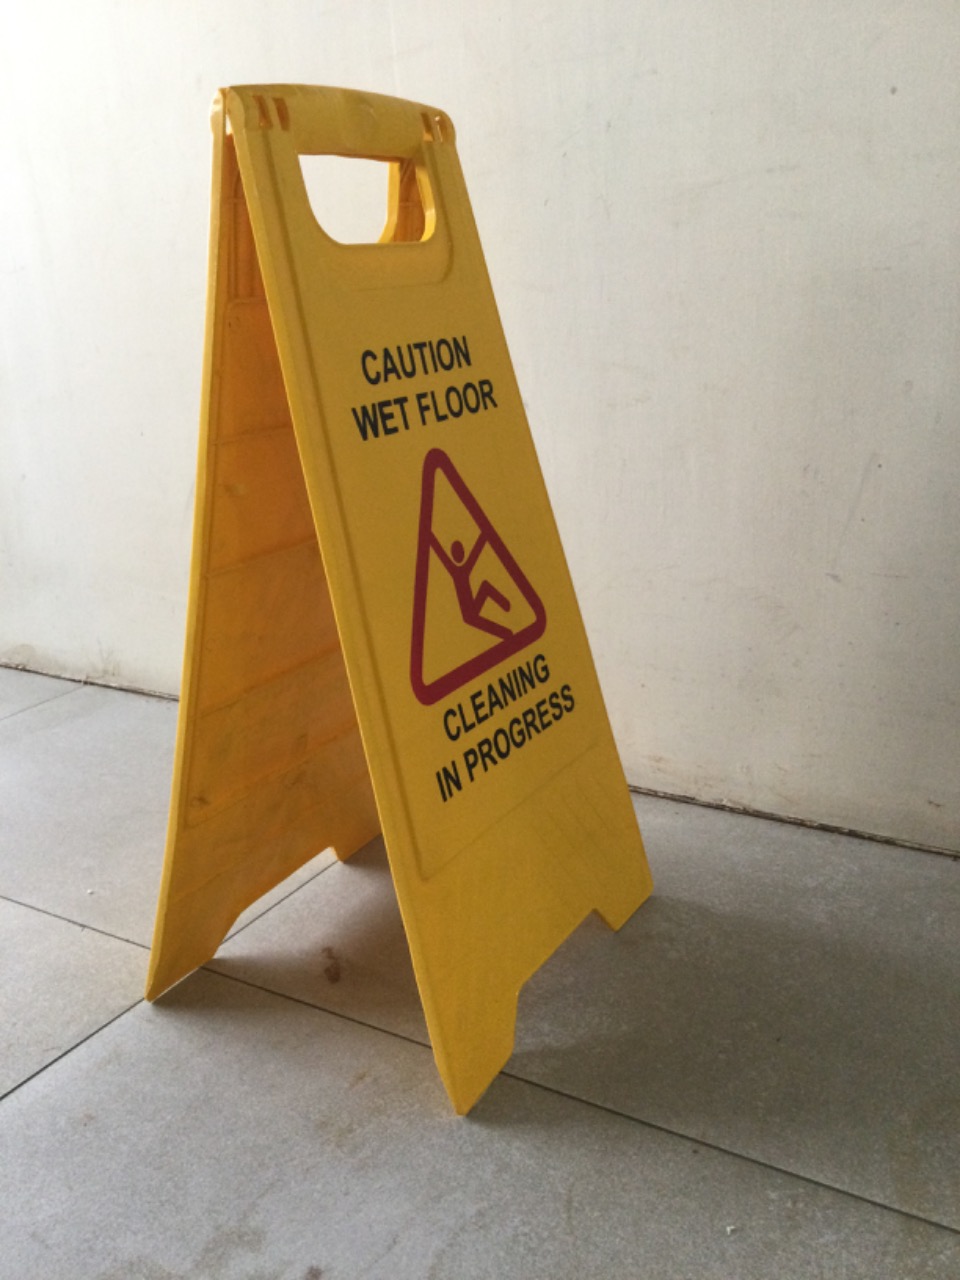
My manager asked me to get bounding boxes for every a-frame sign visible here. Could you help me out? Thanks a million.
[146,85,652,1113]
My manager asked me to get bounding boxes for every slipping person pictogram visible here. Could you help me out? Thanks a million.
[410,448,546,705]
[432,533,513,641]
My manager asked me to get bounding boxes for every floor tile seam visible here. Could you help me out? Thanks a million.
[224,858,341,942]
[630,785,959,860]
[0,859,351,968]
[0,893,150,951]
[14,958,956,1243]
[505,1071,960,1239]
[0,997,145,1106]
[0,665,177,703]
[200,965,431,1053]
[0,684,86,724]
[192,969,960,1237]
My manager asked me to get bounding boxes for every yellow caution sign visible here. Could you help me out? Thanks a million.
[147,85,652,1113]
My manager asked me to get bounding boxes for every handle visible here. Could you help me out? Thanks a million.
[225,84,454,163]
[222,84,462,283]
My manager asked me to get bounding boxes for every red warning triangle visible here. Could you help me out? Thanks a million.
[410,448,547,706]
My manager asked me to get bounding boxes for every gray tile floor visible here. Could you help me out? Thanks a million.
[1,665,957,1279]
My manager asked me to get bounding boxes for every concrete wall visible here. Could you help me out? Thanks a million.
[2,2,958,849]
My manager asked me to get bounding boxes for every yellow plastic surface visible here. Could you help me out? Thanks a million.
[147,85,653,1113]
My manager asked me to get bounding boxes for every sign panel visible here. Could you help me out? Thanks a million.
[147,85,652,1113]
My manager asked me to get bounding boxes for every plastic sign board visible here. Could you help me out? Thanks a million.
[146,85,653,1114]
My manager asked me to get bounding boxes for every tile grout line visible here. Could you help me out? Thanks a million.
[200,967,960,1240]
[3,670,951,1238]
[0,869,345,1105]
[0,665,177,703]
[0,684,88,725]
[223,854,343,942]
[630,785,960,861]
[0,894,151,951]
[8,947,959,1242]
[0,848,340,954]
[501,1070,960,1240]
[197,966,432,1051]
[0,998,145,1106]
